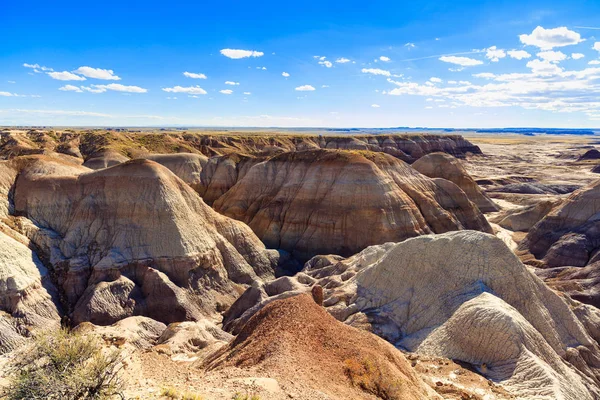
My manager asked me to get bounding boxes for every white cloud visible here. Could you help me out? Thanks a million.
[225,81,239,85]
[0,92,14,97]
[74,66,120,80]
[507,50,532,60]
[405,43,415,48]
[439,56,483,66]
[282,72,290,77]
[572,53,585,60]
[361,68,391,77]
[537,50,567,63]
[321,85,329,88]
[243,91,251,95]
[486,46,506,62]
[526,59,563,74]
[162,85,207,95]
[379,56,391,62]
[183,72,207,79]
[430,77,442,83]
[59,85,83,92]
[23,63,53,72]
[7,81,15,84]
[48,71,86,81]
[220,89,233,94]
[371,104,380,108]
[295,85,315,91]
[319,60,333,68]
[519,26,584,50]
[595,42,600,52]
[336,57,351,63]
[220,49,264,59]
[385,62,600,121]
[91,84,147,93]
[473,72,496,79]
[256,66,267,70]
[589,60,600,65]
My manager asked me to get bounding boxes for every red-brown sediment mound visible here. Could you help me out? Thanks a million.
[205,294,436,400]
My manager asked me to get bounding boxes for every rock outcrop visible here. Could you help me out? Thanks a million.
[225,231,600,399]
[9,156,280,326]
[491,199,560,232]
[214,149,492,260]
[519,179,600,268]
[205,294,438,400]
[412,152,498,212]
[0,230,61,353]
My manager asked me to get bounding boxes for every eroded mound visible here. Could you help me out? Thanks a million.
[8,157,279,327]
[214,149,491,260]
[413,152,498,212]
[225,231,600,399]
[205,294,437,400]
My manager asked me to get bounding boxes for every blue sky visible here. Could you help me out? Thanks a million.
[2,0,600,127]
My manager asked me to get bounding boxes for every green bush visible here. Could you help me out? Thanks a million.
[3,329,124,400]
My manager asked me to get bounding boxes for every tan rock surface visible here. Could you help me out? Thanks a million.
[413,152,498,212]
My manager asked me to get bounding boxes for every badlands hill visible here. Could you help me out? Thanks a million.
[214,149,492,260]
[225,231,600,399]
[4,129,600,399]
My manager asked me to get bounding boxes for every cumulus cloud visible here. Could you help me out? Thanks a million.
[295,85,315,91]
[537,50,567,63]
[507,50,532,60]
[519,26,584,50]
[220,89,233,94]
[361,68,391,76]
[0,92,15,97]
[220,49,264,59]
[405,43,415,48]
[162,85,207,95]
[379,56,391,62]
[572,53,585,59]
[48,71,86,81]
[243,91,251,95]
[439,56,483,66]
[282,72,290,77]
[319,60,333,68]
[526,59,563,74]
[59,85,83,92]
[430,77,443,83]
[486,46,506,62]
[23,63,53,72]
[589,60,600,65]
[336,58,351,63]
[385,61,600,121]
[74,66,120,80]
[595,42,600,52]
[371,104,380,108]
[225,81,239,85]
[183,72,207,79]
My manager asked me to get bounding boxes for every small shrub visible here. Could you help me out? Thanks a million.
[160,386,180,399]
[343,357,403,400]
[3,329,124,400]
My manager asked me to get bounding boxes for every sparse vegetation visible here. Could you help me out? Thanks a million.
[343,358,404,400]
[2,329,124,400]
[160,386,203,400]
